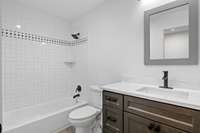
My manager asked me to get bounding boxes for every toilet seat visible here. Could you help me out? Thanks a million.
[69,105,100,120]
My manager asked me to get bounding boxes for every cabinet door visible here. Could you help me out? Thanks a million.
[103,106,123,133]
[124,96,193,132]
[124,112,154,133]
[124,112,188,133]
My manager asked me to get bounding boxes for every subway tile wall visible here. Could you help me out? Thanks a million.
[2,37,72,112]
[2,0,74,112]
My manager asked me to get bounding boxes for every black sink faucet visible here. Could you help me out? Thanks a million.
[159,71,173,89]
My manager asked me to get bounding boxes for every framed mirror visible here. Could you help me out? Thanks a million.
[144,0,198,65]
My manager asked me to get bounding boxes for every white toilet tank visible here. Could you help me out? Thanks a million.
[89,85,102,133]
[89,85,102,109]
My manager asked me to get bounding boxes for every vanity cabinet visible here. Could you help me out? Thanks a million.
[103,91,200,133]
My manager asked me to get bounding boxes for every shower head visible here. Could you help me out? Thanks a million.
[71,33,80,40]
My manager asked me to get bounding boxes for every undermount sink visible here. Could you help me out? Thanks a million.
[136,87,189,100]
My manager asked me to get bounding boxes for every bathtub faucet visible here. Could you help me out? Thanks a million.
[73,94,80,99]
[73,94,80,103]
[73,85,82,103]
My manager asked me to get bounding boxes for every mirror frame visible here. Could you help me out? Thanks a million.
[144,0,198,65]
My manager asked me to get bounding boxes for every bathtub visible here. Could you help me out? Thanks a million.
[3,98,88,133]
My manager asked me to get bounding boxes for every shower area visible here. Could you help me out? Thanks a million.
[1,0,89,132]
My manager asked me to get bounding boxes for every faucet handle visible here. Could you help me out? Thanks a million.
[163,71,168,74]
[75,85,82,93]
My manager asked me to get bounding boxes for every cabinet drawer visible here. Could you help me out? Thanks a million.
[124,96,193,132]
[103,106,123,133]
[124,112,187,133]
[103,91,123,110]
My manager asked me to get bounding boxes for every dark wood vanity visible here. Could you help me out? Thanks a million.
[103,91,200,133]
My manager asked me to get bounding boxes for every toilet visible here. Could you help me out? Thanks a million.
[69,85,102,133]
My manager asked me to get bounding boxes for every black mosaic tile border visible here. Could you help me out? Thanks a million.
[1,28,88,46]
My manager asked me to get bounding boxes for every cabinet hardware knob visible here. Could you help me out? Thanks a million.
[154,125,161,132]
[148,123,155,130]
[106,97,117,102]
[110,98,117,102]
[107,116,117,122]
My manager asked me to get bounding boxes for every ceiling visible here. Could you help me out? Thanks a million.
[16,0,105,21]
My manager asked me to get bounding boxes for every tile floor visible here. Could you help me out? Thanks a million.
[58,127,75,133]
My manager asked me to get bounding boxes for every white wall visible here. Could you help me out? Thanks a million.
[71,0,200,103]
[2,0,71,40]
[2,0,72,112]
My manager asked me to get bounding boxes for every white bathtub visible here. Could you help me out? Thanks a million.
[3,98,87,133]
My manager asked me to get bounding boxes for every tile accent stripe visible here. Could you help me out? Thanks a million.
[1,28,88,46]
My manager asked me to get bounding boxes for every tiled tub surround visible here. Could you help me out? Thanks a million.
[2,30,88,112]
[3,98,87,133]
[1,0,88,133]
[1,0,89,114]
[2,36,61,111]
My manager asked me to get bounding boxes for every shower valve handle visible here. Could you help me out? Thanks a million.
[76,85,82,92]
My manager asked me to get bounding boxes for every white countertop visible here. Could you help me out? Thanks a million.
[102,82,200,111]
